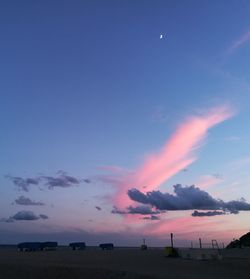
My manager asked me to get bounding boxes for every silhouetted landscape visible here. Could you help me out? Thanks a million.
[1,232,250,279]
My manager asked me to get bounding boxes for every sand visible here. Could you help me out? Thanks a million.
[0,247,250,279]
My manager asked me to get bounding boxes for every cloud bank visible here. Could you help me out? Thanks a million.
[191,210,226,217]
[142,215,160,220]
[15,196,44,206]
[6,172,90,192]
[43,174,80,189]
[111,205,161,216]
[6,176,40,192]
[127,184,250,216]
[0,211,48,222]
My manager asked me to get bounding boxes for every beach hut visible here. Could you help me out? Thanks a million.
[69,242,86,250]
[17,242,42,252]
[99,243,114,250]
[41,242,58,251]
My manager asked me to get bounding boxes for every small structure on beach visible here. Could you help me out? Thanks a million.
[17,242,57,251]
[165,233,179,257]
[99,243,114,250]
[69,242,86,250]
[17,242,41,252]
[41,242,57,251]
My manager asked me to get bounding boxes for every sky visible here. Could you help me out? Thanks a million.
[1,0,250,246]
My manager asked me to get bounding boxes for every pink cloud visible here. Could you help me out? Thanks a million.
[108,105,234,209]
[227,29,250,54]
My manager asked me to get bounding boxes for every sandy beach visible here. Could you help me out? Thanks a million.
[0,247,250,279]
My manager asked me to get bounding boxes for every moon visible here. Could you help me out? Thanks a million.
[160,34,163,39]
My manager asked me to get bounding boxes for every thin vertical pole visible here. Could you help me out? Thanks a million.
[170,233,174,248]
[199,238,202,249]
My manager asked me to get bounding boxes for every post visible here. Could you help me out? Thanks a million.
[170,233,174,248]
[199,238,202,249]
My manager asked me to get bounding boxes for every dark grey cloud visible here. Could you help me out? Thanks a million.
[6,176,40,192]
[111,207,127,215]
[43,174,80,189]
[15,196,44,206]
[0,211,48,222]
[142,215,160,220]
[127,184,250,216]
[83,179,91,183]
[127,205,161,215]
[0,217,14,223]
[39,214,49,219]
[192,210,226,217]
[6,172,87,191]
[95,206,102,211]
[111,205,161,216]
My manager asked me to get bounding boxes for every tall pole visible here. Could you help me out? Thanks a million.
[170,233,174,248]
[199,238,202,249]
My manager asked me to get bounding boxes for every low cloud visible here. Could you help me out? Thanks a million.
[111,207,127,215]
[15,196,44,206]
[192,210,226,217]
[0,211,48,222]
[128,184,250,216]
[83,179,91,183]
[38,214,49,219]
[142,215,160,220]
[127,205,161,215]
[95,206,102,211]
[5,172,87,191]
[43,174,80,189]
[111,205,161,216]
[6,176,39,192]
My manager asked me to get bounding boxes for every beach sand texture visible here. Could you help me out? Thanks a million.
[0,248,250,279]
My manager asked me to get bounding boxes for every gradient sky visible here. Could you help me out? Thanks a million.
[1,0,250,246]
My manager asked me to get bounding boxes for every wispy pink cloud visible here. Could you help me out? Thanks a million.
[107,105,234,209]
[227,29,250,54]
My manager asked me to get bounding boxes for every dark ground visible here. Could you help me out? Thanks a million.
[0,247,250,279]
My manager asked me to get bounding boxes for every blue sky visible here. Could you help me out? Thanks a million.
[1,0,250,245]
